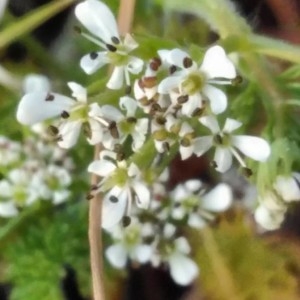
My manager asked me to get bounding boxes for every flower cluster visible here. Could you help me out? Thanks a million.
[0,135,73,217]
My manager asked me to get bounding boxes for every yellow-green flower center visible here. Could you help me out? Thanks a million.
[181,72,205,95]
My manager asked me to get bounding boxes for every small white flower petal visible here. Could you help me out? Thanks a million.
[0,181,12,197]
[203,85,227,115]
[80,51,109,75]
[119,96,137,116]
[87,119,103,145]
[168,48,191,68]
[169,253,199,286]
[57,121,82,149]
[107,66,124,90]
[23,74,50,93]
[193,136,213,157]
[123,33,139,51]
[132,181,150,209]
[106,243,127,268]
[17,92,74,125]
[68,82,87,102]
[0,202,18,218]
[158,76,182,94]
[88,159,116,177]
[180,145,194,160]
[172,206,186,220]
[214,147,233,173]
[202,183,232,211]
[185,179,203,192]
[133,244,153,264]
[128,163,140,177]
[254,205,285,231]
[174,237,190,254]
[223,118,242,133]
[127,56,144,74]
[101,105,124,122]
[188,213,207,228]
[274,175,300,202]
[232,136,271,162]
[200,45,236,79]
[102,187,127,230]
[75,0,119,45]
[199,116,220,134]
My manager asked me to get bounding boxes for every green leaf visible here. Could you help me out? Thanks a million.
[0,0,75,49]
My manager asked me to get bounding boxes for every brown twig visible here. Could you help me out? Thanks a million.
[88,1,136,300]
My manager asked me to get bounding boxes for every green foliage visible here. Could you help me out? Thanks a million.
[2,203,90,300]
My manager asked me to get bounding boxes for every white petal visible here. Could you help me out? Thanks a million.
[132,182,150,209]
[181,94,202,116]
[180,145,194,160]
[133,244,153,263]
[75,0,119,44]
[188,214,207,228]
[80,51,109,75]
[274,175,300,202]
[0,181,12,197]
[106,244,127,268]
[202,183,232,211]
[53,190,70,205]
[127,56,144,74]
[203,85,227,115]
[185,180,202,192]
[163,223,176,238]
[17,92,74,125]
[193,136,213,157]
[23,74,50,93]
[169,253,199,286]
[254,205,285,231]
[100,105,124,122]
[174,237,190,254]
[0,202,18,218]
[57,121,82,149]
[128,163,140,177]
[179,122,193,137]
[223,118,242,133]
[232,136,271,162]
[158,76,181,94]
[102,187,127,230]
[200,45,236,79]
[199,116,220,133]
[67,82,87,102]
[168,48,191,68]
[214,148,233,173]
[123,34,138,51]
[87,119,103,145]
[107,66,124,90]
[172,206,186,220]
[133,80,145,100]
[119,96,137,116]
[88,159,116,177]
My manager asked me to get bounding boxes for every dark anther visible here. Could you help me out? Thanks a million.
[125,85,132,95]
[83,122,92,138]
[122,216,131,227]
[242,167,253,177]
[192,107,204,117]
[163,142,170,152]
[117,151,125,161]
[150,57,162,71]
[73,26,82,34]
[214,134,223,144]
[231,75,243,86]
[138,79,145,89]
[108,121,119,138]
[111,36,120,44]
[127,117,137,123]
[48,125,59,135]
[45,93,54,101]
[109,195,118,203]
[56,135,63,142]
[90,52,98,60]
[169,65,177,74]
[156,116,166,125]
[61,111,70,119]
[90,184,98,191]
[210,160,218,168]
[86,193,94,200]
[151,103,162,112]
[177,95,189,104]
[106,44,117,52]
[143,76,156,88]
[183,57,193,68]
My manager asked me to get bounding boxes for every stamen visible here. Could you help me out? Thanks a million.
[230,147,247,168]
[192,107,204,117]
[242,167,253,177]
[122,216,131,227]
[80,31,107,49]
[61,111,70,119]
[214,134,223,145]
[108,121,119,138]
[111,36,120,44]
[183,57,193,68]
[127,117,137,123]
[210,160,218,168]
[48,125,59,135]
[125,85,132,95]
[163,141,170,152]
[45,93,54,101]
[90,184,98,191]
[169,65,177,74]
[231,75,243,86]
[109,195,119,203]
[143,76,156,88]
[177,95,189,104]
[90,52,99,60]
[106,44,117,52]
[155,116,166,125]
[86,193,94,200]
[150,57,162,71]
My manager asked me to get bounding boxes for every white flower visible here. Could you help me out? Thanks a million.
[16,82,109,148]
[0,136,21,166]
[88,152,150,229]
[23,74,51,93]
[171,179,232,228]
[193,116,271,173]
[75,0,143,89]
[105,220,153,268]
[158,46,236,115]
[274,173,300,203]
